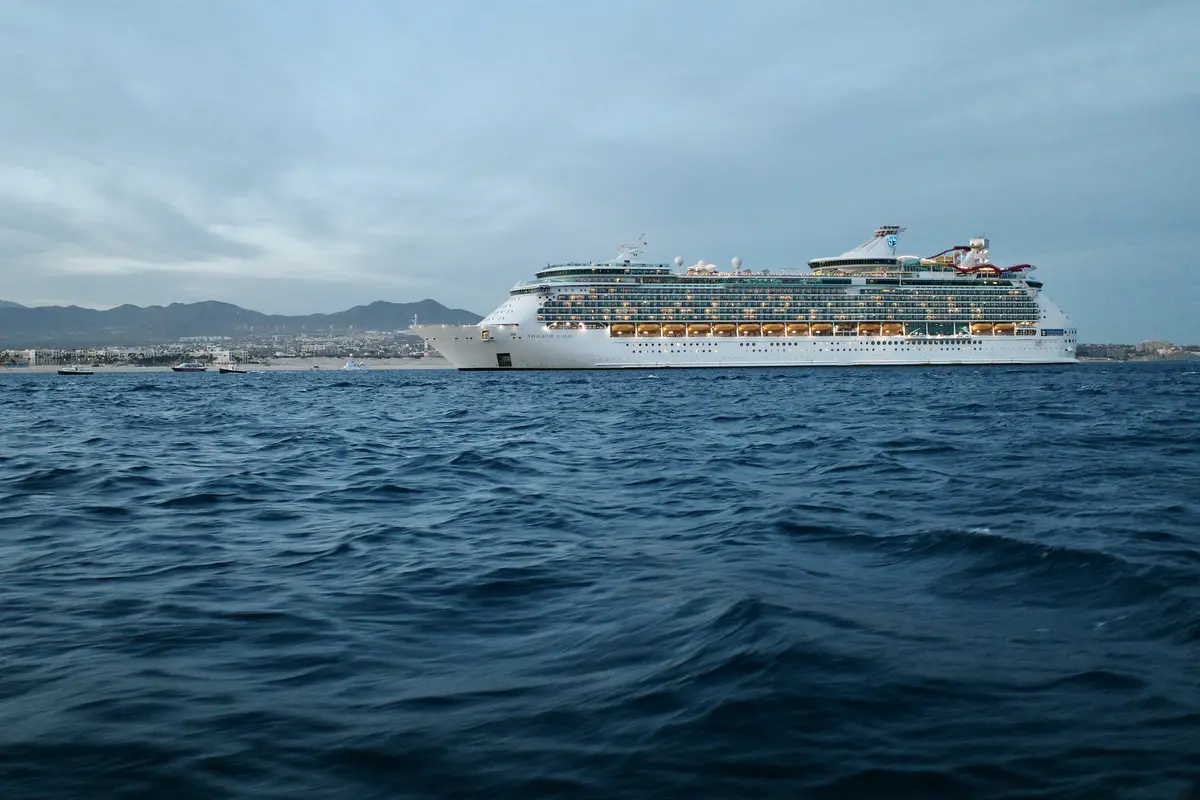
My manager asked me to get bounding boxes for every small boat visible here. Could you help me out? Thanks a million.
[661,323,686,338]
[171,361,207,372]
[58,365,94,376]
[636,323,662,337]
[737,323,762,337]
[218,366,247,374]
[342,358,368,372]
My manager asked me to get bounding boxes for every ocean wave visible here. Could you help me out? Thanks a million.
[0,363,1197,798]
[6,466,86,491]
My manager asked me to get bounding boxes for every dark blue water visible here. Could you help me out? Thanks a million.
[1,364,1198,799]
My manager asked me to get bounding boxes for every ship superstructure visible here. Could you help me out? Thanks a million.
[414,227,1077,369]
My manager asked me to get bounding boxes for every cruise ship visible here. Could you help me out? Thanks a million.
[413,227,1077,370]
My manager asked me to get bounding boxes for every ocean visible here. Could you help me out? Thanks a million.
[1,363,1197,799]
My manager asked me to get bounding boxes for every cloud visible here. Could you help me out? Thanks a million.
[0,0,1196,341]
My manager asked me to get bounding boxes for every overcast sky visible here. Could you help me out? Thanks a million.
[0,0,1195,342]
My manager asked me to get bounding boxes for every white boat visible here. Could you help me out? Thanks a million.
[171,361,207,372]
[413,227,1078,370]
[342,358,367,372]
[57,365,94,376]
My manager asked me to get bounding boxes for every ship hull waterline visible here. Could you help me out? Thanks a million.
[414,326,1077,371]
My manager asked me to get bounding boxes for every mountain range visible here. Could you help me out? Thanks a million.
[0,299,480,348]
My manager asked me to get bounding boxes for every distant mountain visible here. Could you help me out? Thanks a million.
[0,300,25,309]
[0,299,481,348]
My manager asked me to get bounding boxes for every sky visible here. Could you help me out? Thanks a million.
[0,0,1196,343]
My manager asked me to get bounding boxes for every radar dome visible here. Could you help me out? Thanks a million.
[674,256,684,267]
[731,257,742,270]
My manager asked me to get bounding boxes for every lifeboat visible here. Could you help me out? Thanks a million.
[713,323,737,337]
[637,323,661,337]
[738,323,761,337]
[993,322,1016,335]
[786,322,810,336]
[859,322,882,336]
[810,323,833,336]
[687,323,712,337]
[662,323,686,338]
[970,322,994,335]
[610,323,635,337]
[761,323,785,336]
[881,323,904,336]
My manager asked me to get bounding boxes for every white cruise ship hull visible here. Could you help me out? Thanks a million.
[414,324,1077,370]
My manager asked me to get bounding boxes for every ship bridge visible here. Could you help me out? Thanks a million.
[532,234,675,281]
[533,263,674,280]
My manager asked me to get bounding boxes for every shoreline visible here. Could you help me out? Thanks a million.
[2,357,454,374]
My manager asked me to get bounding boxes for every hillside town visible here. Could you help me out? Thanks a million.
[1,329,432,367]
[1075,340,1200,362]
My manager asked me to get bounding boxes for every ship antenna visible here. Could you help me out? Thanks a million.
[614,233,648,263]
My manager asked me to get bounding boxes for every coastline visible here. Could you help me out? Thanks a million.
[2,356,453,374]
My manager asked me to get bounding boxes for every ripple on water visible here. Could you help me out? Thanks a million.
[0,363,1198,799]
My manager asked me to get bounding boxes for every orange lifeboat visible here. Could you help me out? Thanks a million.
[859,322,882,336]
[738,323,761,337]
[609,323,635,337]
[993,322,1016,335]
[713,323,737,337]
[786,322,810,336]
[637,323,661,337]
[761,323,785,336]
[970,322,994,335]
[662,323,686,338]
[687,323,712,337]
[810,323,833,336]
[881,323,904,336]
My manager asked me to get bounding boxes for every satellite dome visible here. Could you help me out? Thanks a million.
[674,256,684,267]
[732,256,742,270]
